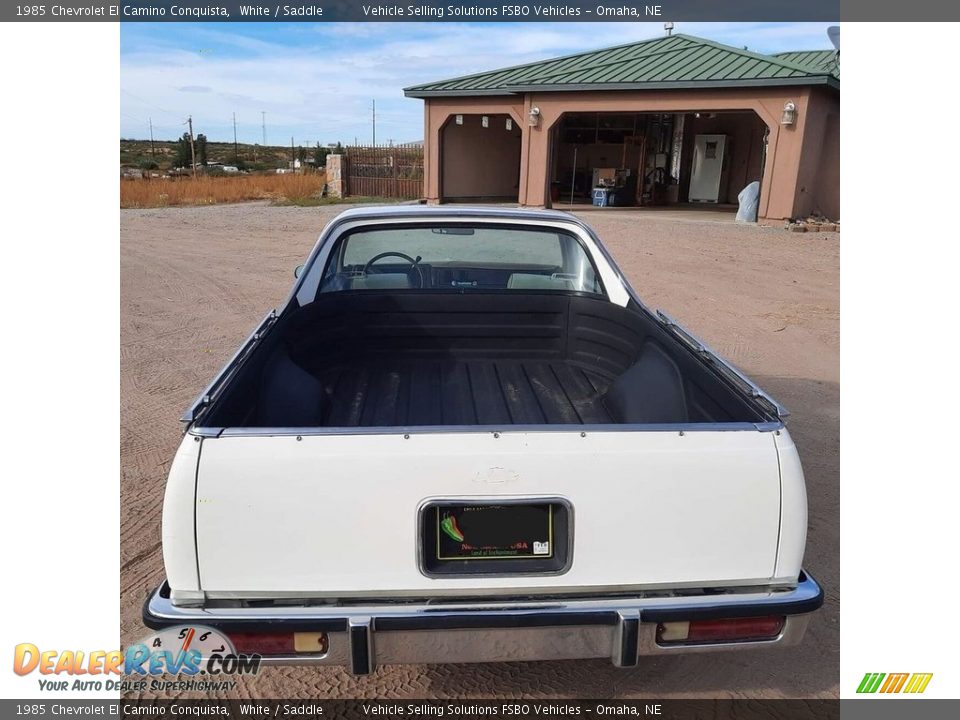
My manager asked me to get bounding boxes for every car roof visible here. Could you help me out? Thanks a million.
[328,204,586,225]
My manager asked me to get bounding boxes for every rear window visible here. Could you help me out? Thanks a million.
[319,225,603,295]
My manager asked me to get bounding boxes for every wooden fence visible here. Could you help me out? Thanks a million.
[345,144,423,199]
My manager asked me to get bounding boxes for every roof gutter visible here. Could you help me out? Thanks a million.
[403,88,524,99]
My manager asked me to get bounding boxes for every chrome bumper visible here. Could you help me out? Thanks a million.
[143,571,823,674]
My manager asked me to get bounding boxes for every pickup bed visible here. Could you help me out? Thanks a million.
[144,206,822,673]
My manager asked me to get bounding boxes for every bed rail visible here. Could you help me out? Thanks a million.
[656,310,789,421]
[180,309,279,429]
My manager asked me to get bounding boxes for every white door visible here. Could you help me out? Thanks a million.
[689,134,726,203]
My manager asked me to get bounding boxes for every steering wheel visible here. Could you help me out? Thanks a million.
[362,251,424,288]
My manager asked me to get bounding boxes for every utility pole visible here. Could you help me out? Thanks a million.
[232,112,238,163]
[291,136,295,170]
[187,115,197,177]
[261,111,266,146]
[372,99,376,147]
[149,117,155,158]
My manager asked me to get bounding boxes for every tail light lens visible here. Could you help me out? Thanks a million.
[228,631,328,656]
[656,616,785,645]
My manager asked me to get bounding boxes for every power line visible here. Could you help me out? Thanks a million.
[120,89,181,120]
[120,111,148,124]
[120,112,176,132]
[119,115,182,143]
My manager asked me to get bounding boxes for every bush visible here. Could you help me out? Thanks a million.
[120,172,327,208]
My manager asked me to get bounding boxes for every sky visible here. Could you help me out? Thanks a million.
[120,22,836,147]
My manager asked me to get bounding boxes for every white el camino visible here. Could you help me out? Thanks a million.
[144,206,822,673]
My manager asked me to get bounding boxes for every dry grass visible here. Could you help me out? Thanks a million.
[120,172,326,208]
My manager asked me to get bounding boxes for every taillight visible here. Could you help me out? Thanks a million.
[228,631,328,656]
[656,616,785,645]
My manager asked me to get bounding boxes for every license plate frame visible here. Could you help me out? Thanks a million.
[418,498,572,577]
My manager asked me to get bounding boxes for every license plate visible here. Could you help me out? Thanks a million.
[437,503,554,560]
[420,500,570,576]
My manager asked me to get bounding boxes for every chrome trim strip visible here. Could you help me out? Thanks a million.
[204,421,783,439]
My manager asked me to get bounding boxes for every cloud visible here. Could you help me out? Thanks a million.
[121,22,836,144]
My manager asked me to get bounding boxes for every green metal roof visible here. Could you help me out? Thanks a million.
[773,50,840,79]
[404,34,840,98]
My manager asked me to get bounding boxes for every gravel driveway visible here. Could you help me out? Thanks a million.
[121,202,839,699]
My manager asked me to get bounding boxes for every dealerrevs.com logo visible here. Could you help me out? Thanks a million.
[857,672,933,694]
[13,625,260,693]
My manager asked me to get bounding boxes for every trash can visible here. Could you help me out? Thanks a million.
[592,188,610,207]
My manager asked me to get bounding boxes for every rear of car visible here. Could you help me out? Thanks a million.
[144,207,822,673]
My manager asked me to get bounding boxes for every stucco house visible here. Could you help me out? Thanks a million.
[404,33,839,223]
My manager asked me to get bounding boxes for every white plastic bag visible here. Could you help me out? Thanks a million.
[736,181,760,223]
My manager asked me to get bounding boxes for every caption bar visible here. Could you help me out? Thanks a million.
[5,1,839,22]
[0,699,843,719]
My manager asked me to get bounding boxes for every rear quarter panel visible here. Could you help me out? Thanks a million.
[161,435,201,600]
[773,428,808,582]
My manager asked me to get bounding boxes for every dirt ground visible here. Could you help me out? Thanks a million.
[120,203,839,699]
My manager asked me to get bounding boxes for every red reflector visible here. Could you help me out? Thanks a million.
[228,632,294,655]
[657,616,785,645]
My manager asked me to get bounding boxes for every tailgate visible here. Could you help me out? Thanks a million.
[195,430,781,597]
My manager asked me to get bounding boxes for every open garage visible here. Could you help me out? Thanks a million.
[406,33,840,223]
[441,112,522,201]
[548,110,767,207]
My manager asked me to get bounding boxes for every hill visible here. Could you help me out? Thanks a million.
[120,138,335,173]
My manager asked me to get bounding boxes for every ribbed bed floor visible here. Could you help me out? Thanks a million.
[319,359,616,427]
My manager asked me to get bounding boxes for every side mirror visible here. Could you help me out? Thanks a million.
[294,264,304,279]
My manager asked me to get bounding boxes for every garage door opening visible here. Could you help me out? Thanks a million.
[548,111,768,213]
[441,113,521,202]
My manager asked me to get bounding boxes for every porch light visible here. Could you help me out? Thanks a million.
[528,106,541,128]
[482,115,489,128]
[781,101,797,126]
[455,114,463,125]
[506,118,513,131]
